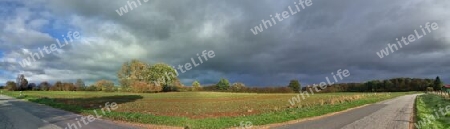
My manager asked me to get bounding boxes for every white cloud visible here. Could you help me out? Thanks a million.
[1,0,450,86]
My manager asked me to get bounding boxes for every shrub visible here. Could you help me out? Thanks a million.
[230,82,246,92]
[426,87,434,93]
[96,80,115,92]
[29,83,38,91]
[39,82,51,91]
[62,83,76,91]
[159,79,183,92]
[192,81,201,91]
[75,79,85,91]
[216,78,230,91]
[162,84,179,92]
[85,85,97,91]
[50,81,64,91]
[131,81,162,93]
[288,80,301,92]
[102,85,116,92]
[5,81,17,91]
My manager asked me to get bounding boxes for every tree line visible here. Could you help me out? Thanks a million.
[289,76,445,93]
[3,75,119,92]
[1,59,445,93]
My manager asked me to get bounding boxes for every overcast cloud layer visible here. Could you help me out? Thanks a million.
[0,0,449,86]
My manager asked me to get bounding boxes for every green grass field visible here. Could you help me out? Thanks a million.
[0,90,413,129]
[415,94,450,129]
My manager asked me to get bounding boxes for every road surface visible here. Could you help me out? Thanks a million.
[0,95,140,129]
[273,94,418,129]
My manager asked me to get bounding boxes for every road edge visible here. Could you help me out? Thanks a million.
[252,94,418,129]
[410,94,418,129]
[250,104,371,129]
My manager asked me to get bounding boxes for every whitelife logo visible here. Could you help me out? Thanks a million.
[250,0,313,35]
[18,31,81,68]
[376,22,439,59]
[115,0,149,16]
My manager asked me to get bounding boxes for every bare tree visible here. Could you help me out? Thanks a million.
[16,74,28,91]
[39,82,51,91]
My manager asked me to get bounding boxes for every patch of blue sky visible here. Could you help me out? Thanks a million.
[0,1,23,17]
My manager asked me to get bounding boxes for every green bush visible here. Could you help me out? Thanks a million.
[192,81,201,91]
[288,80,301,92]
[216,78,230,91]
[5,81,17,91]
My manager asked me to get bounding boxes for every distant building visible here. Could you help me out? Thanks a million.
[442,85,450,92]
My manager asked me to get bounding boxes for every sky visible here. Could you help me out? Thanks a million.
[0,0,449,86]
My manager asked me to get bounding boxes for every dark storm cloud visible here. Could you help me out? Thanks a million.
[1,0,449,86]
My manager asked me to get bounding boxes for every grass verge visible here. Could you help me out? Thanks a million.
[414,94,450,129]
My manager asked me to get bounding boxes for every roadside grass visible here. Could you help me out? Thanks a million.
[415,94,450,129]
[1,91,414,129]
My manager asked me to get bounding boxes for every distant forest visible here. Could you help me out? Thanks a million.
[1,76,445,94]
[201,77,444,93]
[316,77,442,93]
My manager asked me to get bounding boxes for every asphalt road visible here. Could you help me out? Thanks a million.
[0,95,140,129]
[273,94,418,129]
